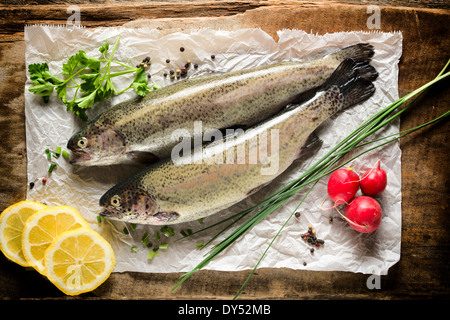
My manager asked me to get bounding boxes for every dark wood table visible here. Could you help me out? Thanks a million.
[0,1,449,300]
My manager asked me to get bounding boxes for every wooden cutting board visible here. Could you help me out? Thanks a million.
[0,1,449,300]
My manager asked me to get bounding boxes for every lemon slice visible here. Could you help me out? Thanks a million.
[0,200,47,266]
[21,205,90,275]
[44,227,116,295]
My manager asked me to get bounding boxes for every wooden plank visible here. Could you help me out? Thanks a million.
[0,1,449,300]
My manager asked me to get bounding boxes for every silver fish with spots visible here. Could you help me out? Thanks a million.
[99,59,377,225]
[67,43,375,166]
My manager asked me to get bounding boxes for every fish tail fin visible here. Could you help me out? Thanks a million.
[322,57,378,89]
[322,58,376,111]
[340,77,376,109]
[325,43,375,64]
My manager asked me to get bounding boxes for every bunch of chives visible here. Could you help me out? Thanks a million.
[173,60,450,299]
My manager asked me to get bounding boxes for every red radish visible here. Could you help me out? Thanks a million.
[344,196,382,233]
[360,160,387,196]
[327,168,360,205]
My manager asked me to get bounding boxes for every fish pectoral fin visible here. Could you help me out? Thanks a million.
[152,211,180,222]
[126,151,159,164]
[295,132,323,161]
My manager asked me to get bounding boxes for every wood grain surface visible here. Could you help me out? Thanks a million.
[0,1,449,301]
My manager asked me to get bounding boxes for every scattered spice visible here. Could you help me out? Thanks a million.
[29,182,35,189]
[303,261,307,266]
[295,212,301,218]
[194,63,198,69]
[300,225,325,247]
[329,216,334,224]
[42,177,47,184]
[211,54,215,60]
[166,58,170,63]
[180,47,185,52]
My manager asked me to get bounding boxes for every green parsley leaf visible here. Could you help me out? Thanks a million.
[28,36,157,121]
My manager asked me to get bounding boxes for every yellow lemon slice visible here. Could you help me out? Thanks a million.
[0,200,47,266]
[21,205,90,275]
[44,227,116,296]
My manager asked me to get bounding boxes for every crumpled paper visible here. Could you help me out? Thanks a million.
[24,25,402,276]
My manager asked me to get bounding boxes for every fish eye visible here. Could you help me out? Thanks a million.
[77,137,88,149]
[111,195,121,207]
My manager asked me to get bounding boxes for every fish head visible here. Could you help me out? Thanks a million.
[99,185,180,225]
[67,124,127,166]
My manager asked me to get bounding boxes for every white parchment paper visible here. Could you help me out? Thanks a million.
[24,25,402,276]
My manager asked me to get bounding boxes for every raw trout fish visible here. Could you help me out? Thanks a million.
[67,43,376,166]
[99,59,378,225]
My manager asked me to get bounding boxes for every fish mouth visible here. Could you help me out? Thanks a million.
[99,206,180,225]
[68,150,92,165]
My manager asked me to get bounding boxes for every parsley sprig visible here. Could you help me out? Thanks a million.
[28,36,158,121]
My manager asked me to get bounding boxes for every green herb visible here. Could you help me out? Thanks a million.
[48,163,57,173]
[28,36,159,121]
[159,243,169,249]
[147,250,160,260]
[173,60,450,299]
[196,242,204,249]
[130,223,136,231]
[97,215,102,223]
[45,148,51,160]
[160,225,175,237]
[141,232,152,248]
[62,150,70,159]
[123,227,129,235]
[55,146,61,157]
[197,218,204,223]
[131,246,138,253]
[154,231,160,241]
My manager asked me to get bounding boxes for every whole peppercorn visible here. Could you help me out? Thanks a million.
[166,59,170,63]
[211,54,215,60]
[180,47,185,52]
[194,63,199,69]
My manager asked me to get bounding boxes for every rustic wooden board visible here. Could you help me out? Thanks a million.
[0,1,449,300]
